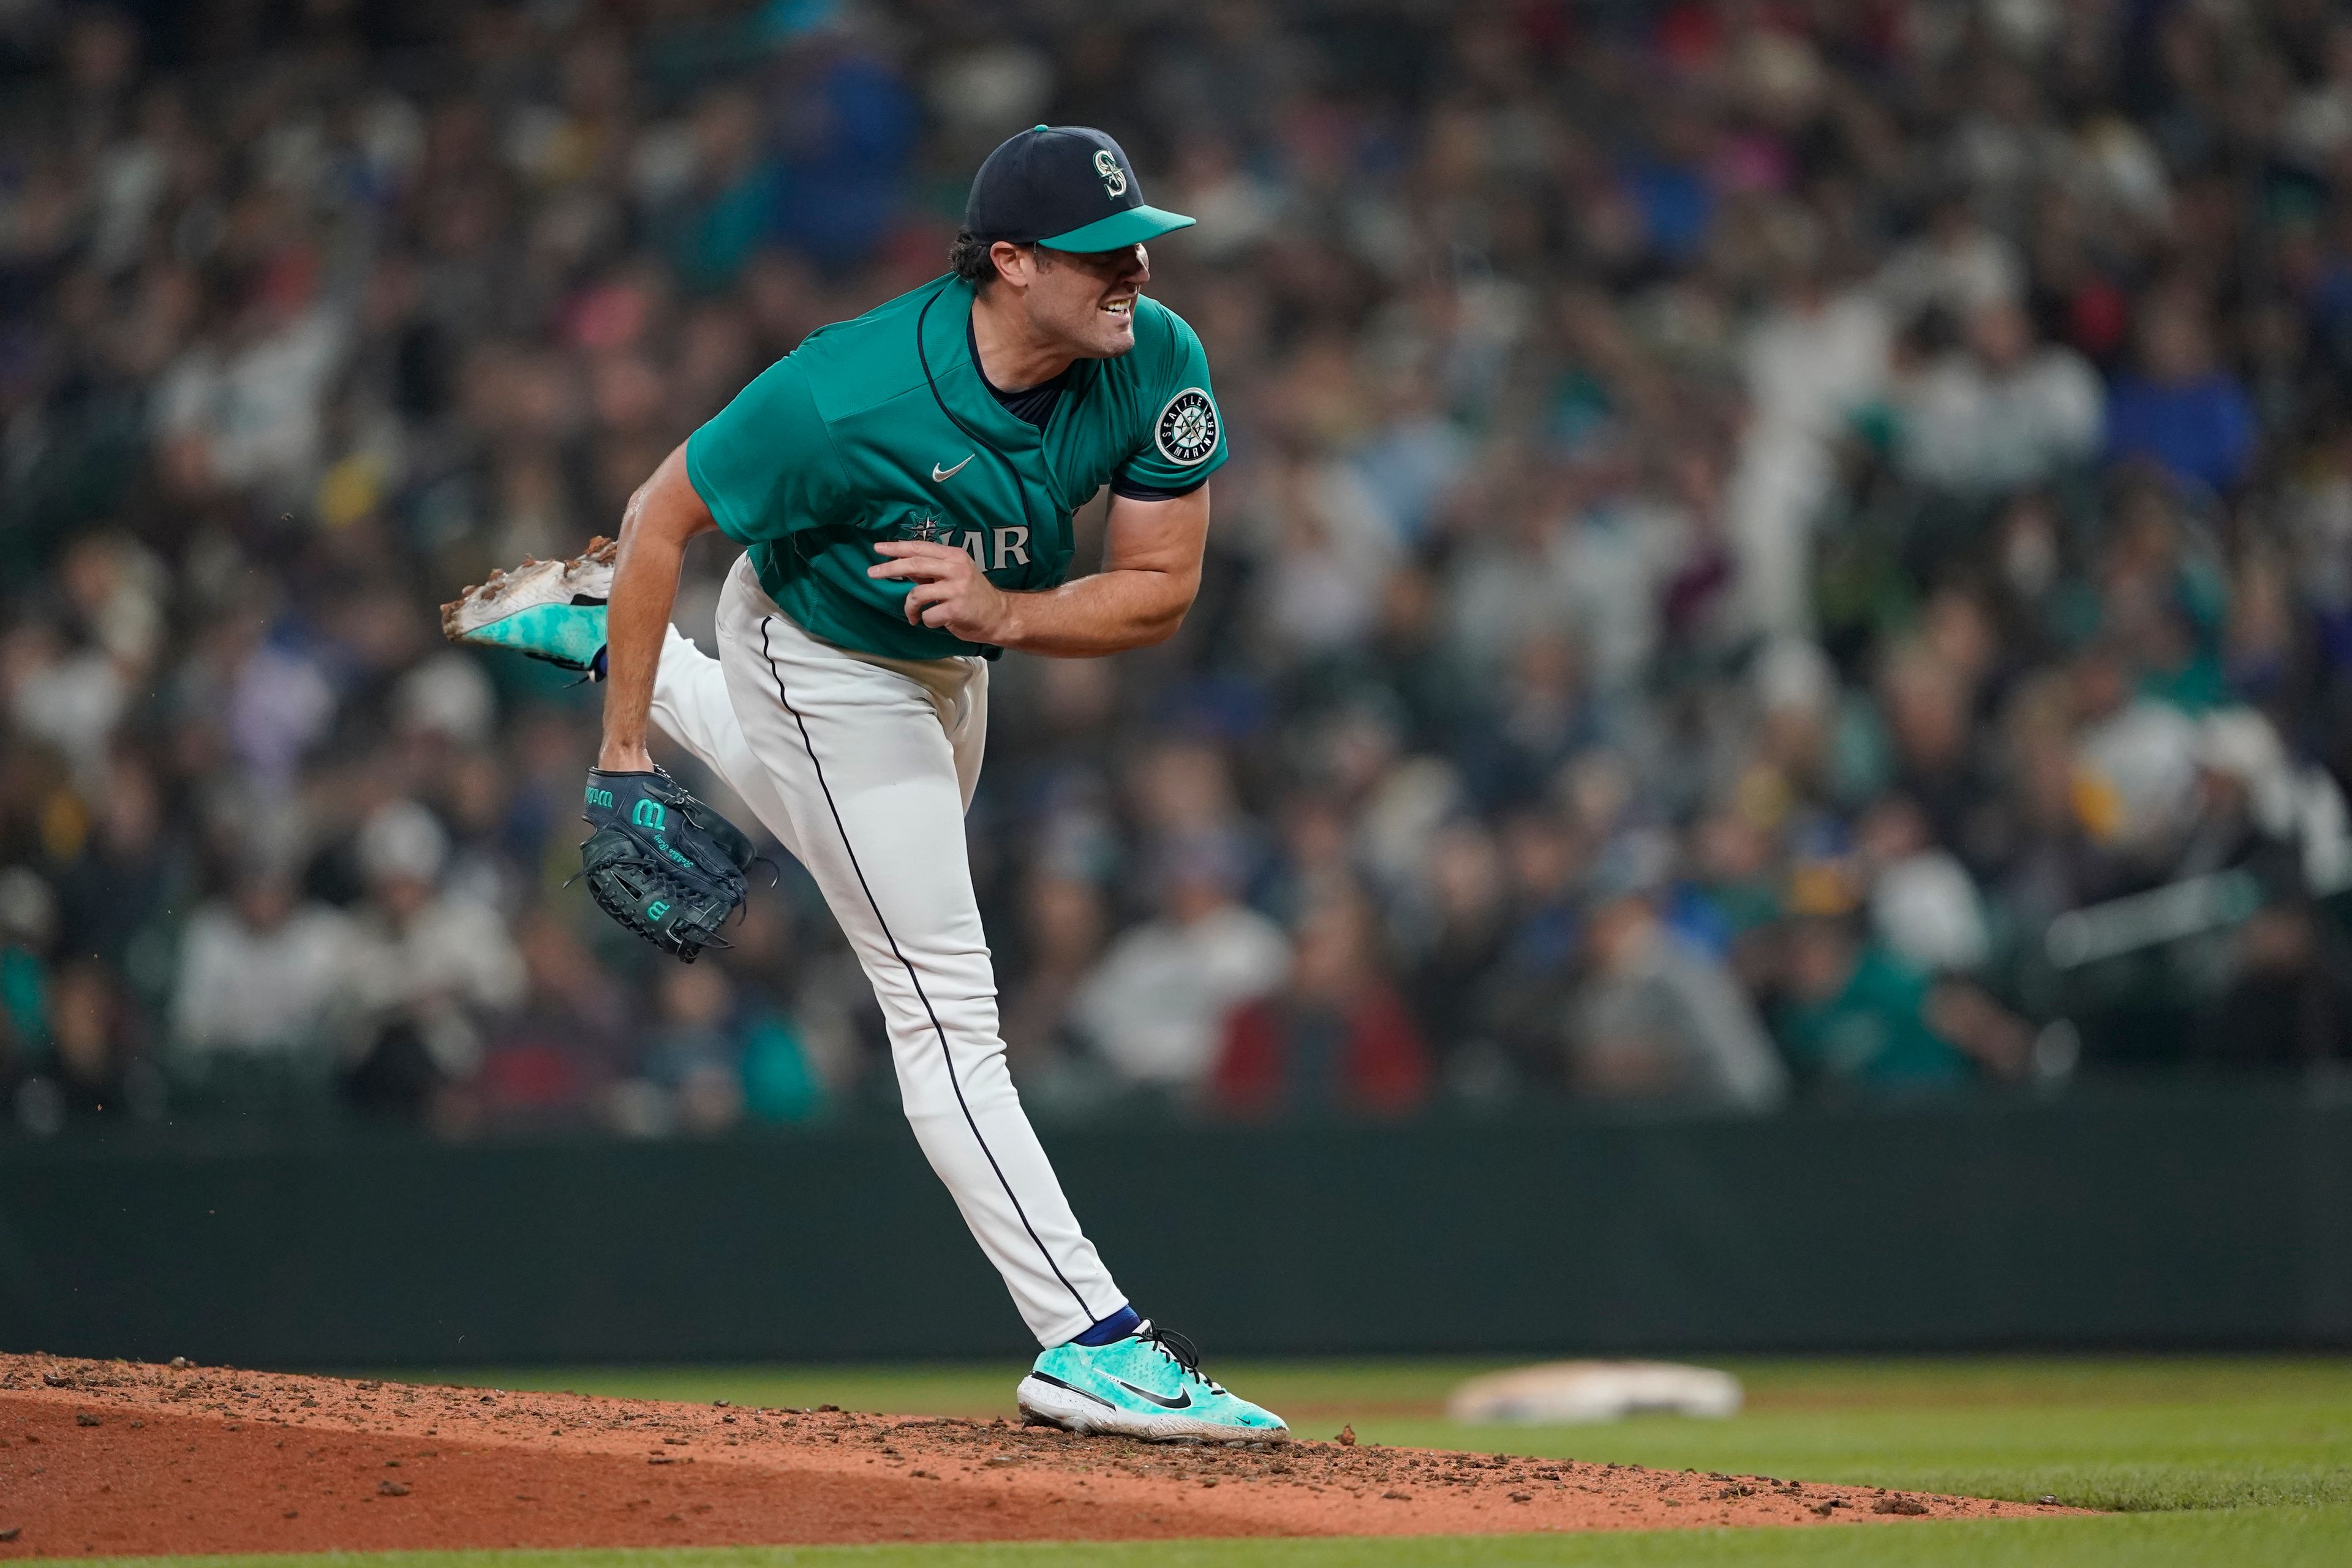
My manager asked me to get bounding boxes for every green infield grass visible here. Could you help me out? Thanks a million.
[47,1356,2352,1567]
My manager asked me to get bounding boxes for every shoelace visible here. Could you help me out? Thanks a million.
[1137,1322,1227,1396]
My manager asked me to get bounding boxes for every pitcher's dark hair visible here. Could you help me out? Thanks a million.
[948,230,1000,285]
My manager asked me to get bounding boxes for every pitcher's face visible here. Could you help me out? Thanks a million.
[1021,242,1151,358]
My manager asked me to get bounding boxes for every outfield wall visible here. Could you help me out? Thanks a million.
[4,1083,2348,1366]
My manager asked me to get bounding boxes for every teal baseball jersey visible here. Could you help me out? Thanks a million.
[685,273,1227,660]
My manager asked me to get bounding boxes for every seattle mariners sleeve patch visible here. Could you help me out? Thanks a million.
[1155,388,1219,467]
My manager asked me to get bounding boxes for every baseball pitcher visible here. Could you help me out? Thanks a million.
[443,126,1284,1442]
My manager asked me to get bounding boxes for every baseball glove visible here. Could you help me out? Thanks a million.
[576,769,755,963]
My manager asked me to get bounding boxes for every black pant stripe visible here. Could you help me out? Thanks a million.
[760,616,1096,1323]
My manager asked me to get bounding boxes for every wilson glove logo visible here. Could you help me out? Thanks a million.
[586,786,615,810]
[632,799,668,830]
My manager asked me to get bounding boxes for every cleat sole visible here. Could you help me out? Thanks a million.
[1014,1374,1290,1447]
[440,538,618,670]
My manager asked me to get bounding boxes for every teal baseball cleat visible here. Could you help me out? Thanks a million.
[1017,1321,1288,1444]
[440,537,614,673]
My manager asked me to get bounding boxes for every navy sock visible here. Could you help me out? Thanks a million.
[1072,1305,1141,1346]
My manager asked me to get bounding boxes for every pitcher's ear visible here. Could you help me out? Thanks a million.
[991,240,1044,288]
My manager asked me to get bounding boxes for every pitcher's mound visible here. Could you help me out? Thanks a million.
[0,1354,2067,1555]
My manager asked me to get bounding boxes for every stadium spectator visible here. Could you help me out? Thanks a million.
[170,869,353,1062]
[342,801,524,1118]
[41,958,143,1119]
[1769,904,1977,1094]
[1730,228,1891,639]
[168,865,356,1113]
[1212,892,1430,1118]
[1071,835,1289,1095]
[1855,795,1992,978]
[0,869,62,1126]
[998,871,1112,1076]
[467,905,633,1132]
[1893,300,2103,500]
[1567,890,1787,1110]
[2104,293,2259,497]
[1877,195,2026,329]
[636,962,748,1137]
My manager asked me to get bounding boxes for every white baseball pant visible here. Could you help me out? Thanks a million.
[646,551,1126,1346]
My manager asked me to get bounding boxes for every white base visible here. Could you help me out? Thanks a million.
[1446,1360,1744,1424]
[1015,1374,1289,1446]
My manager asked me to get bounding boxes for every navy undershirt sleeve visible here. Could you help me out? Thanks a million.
[1109,470,1207,502]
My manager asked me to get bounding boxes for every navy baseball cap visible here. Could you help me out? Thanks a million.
[965,125,1195,253]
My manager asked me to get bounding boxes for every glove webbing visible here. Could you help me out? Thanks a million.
[576,837,739,961]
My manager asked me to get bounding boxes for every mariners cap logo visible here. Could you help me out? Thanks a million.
[1155,388,1218,466]
[966,126,1196,252]
[1093,148,1128,198]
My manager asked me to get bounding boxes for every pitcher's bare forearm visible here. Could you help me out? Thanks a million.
[598,443,717,771]
[994,566,1196,655]
[868,484,1211,656]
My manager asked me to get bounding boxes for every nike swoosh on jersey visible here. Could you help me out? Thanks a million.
[1109,1378,1192,1410]
[932,454,974,481]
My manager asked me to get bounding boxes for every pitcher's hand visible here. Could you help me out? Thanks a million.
[870,540,1014,641]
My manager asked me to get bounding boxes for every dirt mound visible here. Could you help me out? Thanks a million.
[0,1353,2067,1554]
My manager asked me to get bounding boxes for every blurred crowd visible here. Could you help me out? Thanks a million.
[9,0,2352,1140]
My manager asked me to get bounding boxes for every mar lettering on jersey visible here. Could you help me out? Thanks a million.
[892,508,1036,573]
